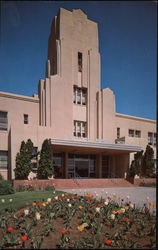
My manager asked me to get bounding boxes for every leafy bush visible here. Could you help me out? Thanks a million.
[16,185,26,192]
[140,182,156,187]
[26,185,35,192]
[37,139,54,179]
[14,139,34,180]
[0,173,4,180]
[142,145,155,177]
[0,180,14,195]
[45,185,55,191]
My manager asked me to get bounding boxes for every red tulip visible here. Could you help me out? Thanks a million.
[61,229,66,235]
[21,235,27,241]
[8,227,13,233]
[106,239,111,246]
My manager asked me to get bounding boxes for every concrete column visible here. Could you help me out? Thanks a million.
[96,153,102,178]
[64,152,68,179]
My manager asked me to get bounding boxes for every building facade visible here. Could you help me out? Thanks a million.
[0,8,156,180]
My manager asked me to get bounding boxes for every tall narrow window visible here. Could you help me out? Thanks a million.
[129,129,134,137]
[24,114,28,124]
[0,111,8,131]
[73,86,87,105]
[154,133,156,146]
[0,151,8,170]
[74,120,87,138]
[135,130,141,138]
[78,52,82,72]
[77,89,81,104]
[148,132,153,145]
[117,128,120,139]
[82,88,87,105]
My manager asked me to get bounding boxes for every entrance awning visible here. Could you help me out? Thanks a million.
[51,138,142,154]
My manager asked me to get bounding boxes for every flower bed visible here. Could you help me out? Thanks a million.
[0,191,156,249]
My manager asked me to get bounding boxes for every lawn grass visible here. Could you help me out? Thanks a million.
[0,190,62,212]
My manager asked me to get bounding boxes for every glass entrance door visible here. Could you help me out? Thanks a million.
[75,160,89,178]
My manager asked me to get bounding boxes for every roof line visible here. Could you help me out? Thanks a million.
[116,112,156,123]
[51,138,142,152]
[0,91,39,103]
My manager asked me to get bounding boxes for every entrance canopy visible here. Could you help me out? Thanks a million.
[51,138,142,154]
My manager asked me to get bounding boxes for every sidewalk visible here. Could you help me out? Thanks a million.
[56,187,156,210]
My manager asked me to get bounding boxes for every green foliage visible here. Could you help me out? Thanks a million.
[127,151,143,178]
[14,139,34,180]
[16,185,26,192]
[142,145,155,177]
[44,185,55,191]
[37,139,53,179]
[0,173,4,180]
[0,180,14,195]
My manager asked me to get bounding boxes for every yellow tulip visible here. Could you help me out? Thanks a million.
[77,225,84,232]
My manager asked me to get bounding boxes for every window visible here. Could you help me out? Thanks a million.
[0,111,8,131]
[154,133,156,146]
[32,147,38,155]
[32,147,38,160]
[129,129,134,137]
[82,89,87,105]
[73,86,87,105]
[135,130,141,138]
[24,114,28,124]
[78,52,82,72]
[148,132,153,145]
[77,89,81,104]
[117,128,120,139]
[74,120,87,138]
[0,151,8,170]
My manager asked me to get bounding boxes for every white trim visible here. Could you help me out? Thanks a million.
[0,91,39,103]
[116,112,156,123]
[51,138,142,152]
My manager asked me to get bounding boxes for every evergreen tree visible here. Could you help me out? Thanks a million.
[127,151,143,178]
[142,145,155,177]
[14,139,34,179]
[37,139,53,179]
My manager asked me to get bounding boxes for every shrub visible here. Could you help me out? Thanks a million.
[14,139,34,180]
[45,185,55,191]
[26,185,34,191]
[16,185,26,192]
[0,180,14,195]
[142,145,155,177]
[37,139,54,179]
[139,182,156,187]
[127,151,143,179]
[0,173,4,180]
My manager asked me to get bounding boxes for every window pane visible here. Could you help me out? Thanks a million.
[148,132,153,145]
[0,111,8,131]
[0,151,8,169]
[24,114,28,124]
[78,52,82,72]
[154,133,156,145]
[117,128,120,138]
[135,130,141,138]
[129,129,134,137]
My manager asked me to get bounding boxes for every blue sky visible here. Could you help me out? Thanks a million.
[0,1,157,120]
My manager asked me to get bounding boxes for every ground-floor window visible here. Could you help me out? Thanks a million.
[52,153,96,178]
[0,151,8,170]
[53,153,64,178]
[68,154,96,178]
[102,155,109,178]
